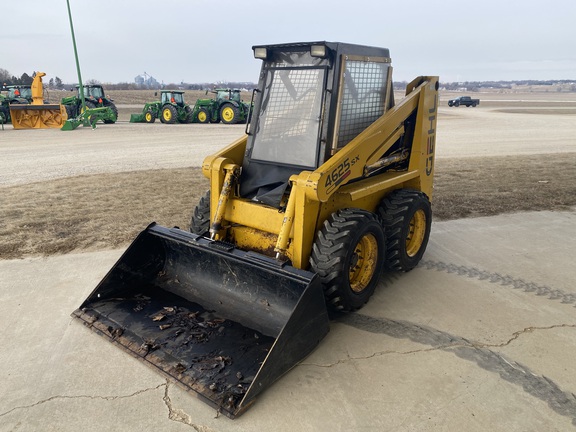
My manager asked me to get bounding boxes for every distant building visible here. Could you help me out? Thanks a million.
[134,73,160,89]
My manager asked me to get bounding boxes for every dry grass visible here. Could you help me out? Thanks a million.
[0,169,208,259]
[433,154,576,219]
[1,153,575,260]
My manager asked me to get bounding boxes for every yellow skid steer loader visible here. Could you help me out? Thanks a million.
[73,41,439,417]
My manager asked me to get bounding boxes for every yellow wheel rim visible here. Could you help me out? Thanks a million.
[221,106,234,122]
[145,112,152,122]
[163,109,172,121]
[349,233,379,293]
[198,111,207,122]
[406,209,427,257]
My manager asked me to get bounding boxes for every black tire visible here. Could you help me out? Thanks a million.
[472,102,477,107]
[196,108,210,124]
[144,109,156,123]
[161,105,177,124]
[190,190,211,235]
[84,101,97,124]
[104,101,118,123]
[64,104,76,120]
[184,105,193,123]
[454,101,460,107]
[310,209,385,312]
[0,107,8,124]
[377,189,432,272]
[220,103,239,124]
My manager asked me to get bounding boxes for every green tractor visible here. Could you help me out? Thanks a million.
[0,94,8,124]
[6,85,34,103]
[61,84,118,124]
[191,88,251,124]
[0,85,33,124]
[130,90,193,124]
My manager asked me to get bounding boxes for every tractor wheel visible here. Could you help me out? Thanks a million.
[310,209,385,312]
[0,107,8,124]
[64,104,76,120]
[84,101,97,124]
[184,105,193,123]
[196,108,210,124]
[161,105,177,124]
[190,190,211,235]
[104,102,118,123]
[220,103,239,124]
[144,109,156,123]
[377,189,432,272]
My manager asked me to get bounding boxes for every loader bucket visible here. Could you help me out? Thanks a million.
[62,107,115,131]
[72,224,330,417]
[9,104,66,129]
[129,113,145,123]
[60,118,82,131]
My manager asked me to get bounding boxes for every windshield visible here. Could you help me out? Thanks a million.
[8,87,31,99]
[87,87,104,98]
[250,67,325,168]
[162,92,184,104]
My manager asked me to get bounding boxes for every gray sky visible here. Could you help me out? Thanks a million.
[2,0,575,85]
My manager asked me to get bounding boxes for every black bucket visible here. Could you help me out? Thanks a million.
[72,223,329,417]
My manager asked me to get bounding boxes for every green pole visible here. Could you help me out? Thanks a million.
[65,0,88,126]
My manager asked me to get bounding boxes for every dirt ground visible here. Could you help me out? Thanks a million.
[1,91,575,260]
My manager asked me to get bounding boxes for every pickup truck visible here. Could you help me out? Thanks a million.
[448,96,480,107]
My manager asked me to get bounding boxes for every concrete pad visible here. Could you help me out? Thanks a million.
[1,210,575,431]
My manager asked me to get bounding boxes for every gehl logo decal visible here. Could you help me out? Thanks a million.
[426,93,437,176]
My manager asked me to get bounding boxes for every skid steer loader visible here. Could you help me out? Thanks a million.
[72,41,438,418]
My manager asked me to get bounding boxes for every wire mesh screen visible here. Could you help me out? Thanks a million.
[336,60,390,148]
[251,68,325,167]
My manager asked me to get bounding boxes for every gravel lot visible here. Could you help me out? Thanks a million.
[2,93,576,188]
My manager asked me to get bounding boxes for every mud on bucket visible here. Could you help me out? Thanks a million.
[72,223,330,417]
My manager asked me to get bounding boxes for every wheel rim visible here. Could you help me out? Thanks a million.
[198,111,207,122]
[349,233,379,292]
[406,209,427,257]
[163,109,172,121]
[221,107,234,122]
[145,112,152,122]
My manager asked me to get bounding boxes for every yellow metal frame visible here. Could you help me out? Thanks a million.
[202,76,439,269]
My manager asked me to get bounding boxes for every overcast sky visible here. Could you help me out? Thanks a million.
[2,0,575,85]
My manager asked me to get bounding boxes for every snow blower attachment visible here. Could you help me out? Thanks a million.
[9,72,66,129]
[72,224,329,417]
[73,41,439,417]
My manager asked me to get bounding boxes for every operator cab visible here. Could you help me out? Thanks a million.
[240,41,394,206]
[86,86,104,99]
[162,91,185,106]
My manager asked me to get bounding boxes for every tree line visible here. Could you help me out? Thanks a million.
[0,68,65,88]
[3,67,574,92]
